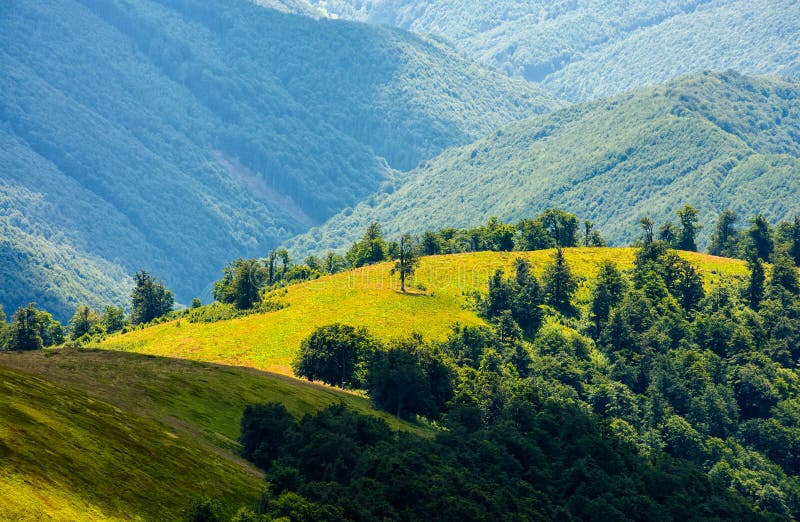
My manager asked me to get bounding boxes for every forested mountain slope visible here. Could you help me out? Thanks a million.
[0,0,554,320]
[288,72,800,256]
[313,0,800,100]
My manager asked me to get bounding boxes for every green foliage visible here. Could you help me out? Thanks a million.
[290,72,800,257]
[68,305,101,340]
[590,260,627,334]
[748,215,775,262]
[6,303,44,351]
[236,400,764,520]
[101,305,128,334]
[293,324,378,389]
[187,497,225,522]
[130,271,174,325]
[709,210,741,257]
[390,233,420,292]
[347,222,389,267]
[542,248,578,315]
[747,257,767,310]
[366,335,454,420]
[213,259,268,310]
[676,205,701,252]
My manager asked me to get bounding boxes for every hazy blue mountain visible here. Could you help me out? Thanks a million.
[0,0,556,319]
[287,72,800,256]
[312,0,800,100]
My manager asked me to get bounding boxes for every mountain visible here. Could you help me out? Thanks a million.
[0,349,420,520]
[287,72,800,256]
[97,247,745,373]
[312,0,800,100]
[0,0,556,320]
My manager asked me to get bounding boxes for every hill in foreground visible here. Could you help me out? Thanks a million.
[98,248,747,374]
[0,349,420,520]
[0,0,555,320]
[287,72,800,257]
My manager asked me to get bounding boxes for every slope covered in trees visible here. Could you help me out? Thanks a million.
[0,0,555,320]
[288,72,800,256]
[312,0,799,99]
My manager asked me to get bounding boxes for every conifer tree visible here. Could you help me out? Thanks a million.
[542,248,578,315]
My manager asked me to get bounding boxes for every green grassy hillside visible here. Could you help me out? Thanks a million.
[313,0,799,98]
[288,72,800,256]
[0,349,421,520]
[0,0,556,320]
[98,248,747,374]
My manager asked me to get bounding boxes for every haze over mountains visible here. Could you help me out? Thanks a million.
[313,0,800,99]
[288,72,800,256]
[0,0,554,319]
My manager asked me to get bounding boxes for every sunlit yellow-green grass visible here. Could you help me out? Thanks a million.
[98,248,748,374]
[0,349,424,521]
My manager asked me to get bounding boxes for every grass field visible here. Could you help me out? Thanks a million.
[0,349,424,521]
[98,248,748,374]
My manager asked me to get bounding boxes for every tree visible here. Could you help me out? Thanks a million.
[267,249,278,284]
[658,222,678,246]
[515,218,555,251]
[102,305,128,333]
[768,253,799,295]
[747,256,766,310]
[304,255,322,272]
[483,269,512,318]
[69,305,101,339]
[511,258,543,335]
[186,497,224,522]
[709,210,738,257]
[366,336,452,420]
[789,215,800,266]
[130,271,174,324]
[542,248,578,315]
[480,217,515,251]
[293,324,377,388]
[190,298,202,309]
[420,231,443,255]
[277,249,291,279]
[538,209,579,247]
[391,233,420,292]
[591,261,626,334]
[6,303,43,351]
[676,205,701,252]
[322,251,348,274]
[213,258,267,309]
[582,220,605,247]
[747,215,773,262]
[639,217,654,245]
[239,402,295,469]
[348,222,388,267]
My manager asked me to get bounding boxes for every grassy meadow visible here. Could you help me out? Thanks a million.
[0,349,424,520]
[98,248,748,374]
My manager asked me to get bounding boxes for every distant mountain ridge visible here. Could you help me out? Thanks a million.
[311,0,800,100]
[287,72,800,257]
[0,0,556,319]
